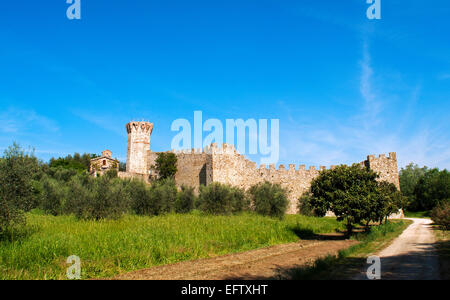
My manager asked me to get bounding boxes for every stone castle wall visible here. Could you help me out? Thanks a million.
[148,150,213,190]
[363,153,400,189]
[137,144,401,215]
[209,144,323,214]
[122,121,401,216]
[203,144,400,215]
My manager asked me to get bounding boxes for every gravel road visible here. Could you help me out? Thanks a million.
[354,218,440,280]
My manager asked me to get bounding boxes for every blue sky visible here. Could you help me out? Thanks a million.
[0,0,449,169]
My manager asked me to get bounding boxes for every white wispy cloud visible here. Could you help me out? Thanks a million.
[277,43,450,170]
[359,42,383,129]
[0,107,59,134]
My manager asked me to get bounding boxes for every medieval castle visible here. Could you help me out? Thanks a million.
[92,121,402,215]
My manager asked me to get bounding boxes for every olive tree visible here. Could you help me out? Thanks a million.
[0,143,39,234]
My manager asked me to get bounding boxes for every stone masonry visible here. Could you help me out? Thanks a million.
[119,121,402,215]
[89,150,119,176]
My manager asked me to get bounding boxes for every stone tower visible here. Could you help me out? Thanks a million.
[126,121,153,175]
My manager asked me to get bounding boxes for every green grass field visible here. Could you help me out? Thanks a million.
[0,210,345,280]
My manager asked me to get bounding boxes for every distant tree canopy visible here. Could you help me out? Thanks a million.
[399,163,449,212]
[49,153,98,173]
[154,152,178,180]
[399,163,428,206]
[413,168,450,211]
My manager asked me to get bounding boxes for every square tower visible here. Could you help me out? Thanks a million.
[126,121,153,175]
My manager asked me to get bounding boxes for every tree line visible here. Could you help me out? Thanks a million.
[0,144,290,238]
[1,142,448,238]
[399,163,449,229]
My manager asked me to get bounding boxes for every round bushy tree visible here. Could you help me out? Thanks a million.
[175,185,196,214]
[249,181,288,219]
[309,164,380,234]
[197,183,248,215]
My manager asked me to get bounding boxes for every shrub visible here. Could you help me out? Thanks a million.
[104,169,118,180]
[229,186,250,213]
[197,183,247,215]
[65,175,130,220]
[150,179,178,214]
[41,177,67,216]
[431,201,450,230]
[128,180,154,215]
[249,181,288,218]
[175,185,196,213]
[130,179,177,216]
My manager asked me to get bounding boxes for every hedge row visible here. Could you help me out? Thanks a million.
[38,174,289,220]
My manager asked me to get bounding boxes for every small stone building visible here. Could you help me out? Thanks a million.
[89,150,119,176]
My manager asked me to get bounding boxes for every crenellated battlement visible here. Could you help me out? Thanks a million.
[126,121,153,135]
[126,121,153,175]
[363,152,400,190]
[123,120,400,216]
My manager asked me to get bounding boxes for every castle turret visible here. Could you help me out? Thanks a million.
[126,121,153,175]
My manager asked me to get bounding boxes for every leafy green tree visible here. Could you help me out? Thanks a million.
[399,163,428,210]
[154,152,178,180]
[129,178,178,216]
[413,168,450,211]
[49,153,98,173]
[249,181,288,219]
[297,193,326,217]
[64,175,130,220]
[308,164,380,234]
[368,182,403,224]
[0,143,40,233]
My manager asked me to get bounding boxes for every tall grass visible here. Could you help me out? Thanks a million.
[0,211,344,279]
[288,220,411,279]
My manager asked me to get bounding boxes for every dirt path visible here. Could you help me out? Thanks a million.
[112,237,358,280]
[354,218,440,280]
